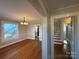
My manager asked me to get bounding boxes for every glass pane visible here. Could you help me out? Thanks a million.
[3,23,18,40]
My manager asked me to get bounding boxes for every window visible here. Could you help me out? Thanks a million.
[3,23,18,40]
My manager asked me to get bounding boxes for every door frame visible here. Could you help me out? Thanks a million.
[52,16,77,59]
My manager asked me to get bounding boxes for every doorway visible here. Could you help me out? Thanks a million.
[54,16,76,59]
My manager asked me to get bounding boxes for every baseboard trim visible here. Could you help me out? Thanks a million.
[0,38,27,49]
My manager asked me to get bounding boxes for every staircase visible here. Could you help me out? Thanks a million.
[54,31,63,45]
[54,31,72,59]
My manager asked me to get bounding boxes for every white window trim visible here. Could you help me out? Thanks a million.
[1,21,19,42]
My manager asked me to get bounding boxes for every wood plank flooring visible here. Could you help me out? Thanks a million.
[0,39,42,59]
[54,44,72,59]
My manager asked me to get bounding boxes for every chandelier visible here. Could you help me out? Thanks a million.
[20,17,29,25]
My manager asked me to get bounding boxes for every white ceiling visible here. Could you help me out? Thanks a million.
[0,0,79,22]
[28,0,79,15]
[43,0,79,11]
[0,0,43,22]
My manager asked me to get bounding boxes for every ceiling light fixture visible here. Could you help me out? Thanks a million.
[20,17,29,25]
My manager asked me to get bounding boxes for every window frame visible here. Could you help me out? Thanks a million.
[1,21,19,42]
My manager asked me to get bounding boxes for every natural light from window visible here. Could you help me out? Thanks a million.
[3,23,18,41]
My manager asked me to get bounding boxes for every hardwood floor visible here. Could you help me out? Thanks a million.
[54,44,72,59]
[0,39,42,59]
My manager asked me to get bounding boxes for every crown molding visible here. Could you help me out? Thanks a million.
[52,4,79,15]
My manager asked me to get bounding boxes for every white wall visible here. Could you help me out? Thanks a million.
[0,20,30,48]
[1,20,29,42]
[0,20,1,42]
[25,25,35,39]
[25,22,43,41]
[42,17,48,59]
[18,24,28,40]
[42,16,54,59]
[51,16,54,59]
[0,18,43,48]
